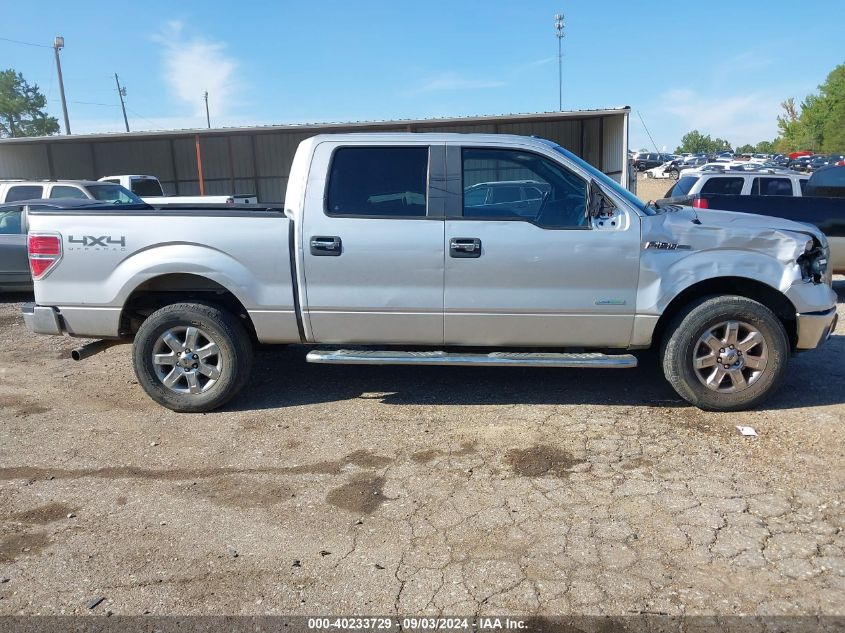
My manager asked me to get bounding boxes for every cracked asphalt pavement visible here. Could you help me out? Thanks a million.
[0,285,843,617]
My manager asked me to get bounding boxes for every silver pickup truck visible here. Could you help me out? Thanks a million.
[22,133,837,413]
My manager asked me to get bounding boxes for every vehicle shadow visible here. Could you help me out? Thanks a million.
[231,334,845,412]
[0,292,34,304]
[232,346,680,411]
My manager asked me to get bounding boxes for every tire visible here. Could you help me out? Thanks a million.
[670,169,680,180]
[132,302,253,413]
[637,163,646,172]
[660,296,789,411]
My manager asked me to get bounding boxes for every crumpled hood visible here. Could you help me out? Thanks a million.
[642,206,825,255]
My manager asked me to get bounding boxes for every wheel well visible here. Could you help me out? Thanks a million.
[651,277,797,349]
[120,273,256,340]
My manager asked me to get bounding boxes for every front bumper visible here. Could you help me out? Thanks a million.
[21,303,63,335]
[795,307,838,350]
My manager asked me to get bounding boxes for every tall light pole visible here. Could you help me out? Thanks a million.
[203,91,210,129]
[53,36,71,135]
[114,74,129,132]
[554,13,565,111]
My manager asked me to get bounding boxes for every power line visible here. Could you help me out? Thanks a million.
[125,107,164,130]
[0,35,52,48]
[636,110,660,154]
[50,99,119,108]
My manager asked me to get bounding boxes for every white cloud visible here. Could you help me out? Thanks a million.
[517,56,556,70]
[406,71,506,95]
[153,21,242,121]
[656,88,783,145]
[629,48,805,150]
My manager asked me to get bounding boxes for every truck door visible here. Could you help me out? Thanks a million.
[443,144,640,347]
[300,141,446,344]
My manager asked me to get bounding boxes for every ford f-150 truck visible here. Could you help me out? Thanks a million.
[22,134,838,413]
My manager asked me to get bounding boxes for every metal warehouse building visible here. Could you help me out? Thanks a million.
[0,108,631,203]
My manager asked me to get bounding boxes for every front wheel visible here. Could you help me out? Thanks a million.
[133,302,253,412]
[661,296,789,411]
[670,169,680,180]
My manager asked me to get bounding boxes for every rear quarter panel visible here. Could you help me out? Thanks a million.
[27,211,299,342]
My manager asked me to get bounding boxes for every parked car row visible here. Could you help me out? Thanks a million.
[630,152,676,171]
[788,154,845,173]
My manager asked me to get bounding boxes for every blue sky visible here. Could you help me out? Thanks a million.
[2,0,843,150]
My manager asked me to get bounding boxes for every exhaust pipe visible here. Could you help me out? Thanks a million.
[71,340,120,361]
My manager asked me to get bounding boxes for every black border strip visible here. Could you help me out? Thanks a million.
[288,220,306,343]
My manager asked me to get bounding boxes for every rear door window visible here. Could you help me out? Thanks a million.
[131,178,164,196]
[326,147,429,217]
[5,185,43,202]
[49,185,88,199]
[700,177,744,195]
[751,178,793,196]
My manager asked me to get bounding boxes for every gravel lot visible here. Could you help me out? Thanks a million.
[1,288,844,615]
[636,173,675,202]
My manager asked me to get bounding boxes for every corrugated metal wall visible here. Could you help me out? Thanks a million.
[0,112,627,202]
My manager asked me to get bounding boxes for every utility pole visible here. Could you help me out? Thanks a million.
[114,73,129,133]
[554,13,565,111]
[53,36,71,135]
[203,91,210,129]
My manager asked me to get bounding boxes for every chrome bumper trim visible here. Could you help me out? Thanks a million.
[795,307,838,350]
[21,303,63,336]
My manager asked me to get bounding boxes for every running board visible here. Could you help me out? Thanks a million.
[306,349,637,368]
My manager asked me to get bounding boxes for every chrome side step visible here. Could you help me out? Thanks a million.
[306,349,637,368]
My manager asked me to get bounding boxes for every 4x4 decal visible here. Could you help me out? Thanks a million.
[67,235,126,250]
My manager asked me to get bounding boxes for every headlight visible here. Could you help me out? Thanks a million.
[797,239,829,285]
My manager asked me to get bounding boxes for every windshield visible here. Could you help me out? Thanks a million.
[86,184,143,204]
[550,145,648,213]
[665,176,699,198]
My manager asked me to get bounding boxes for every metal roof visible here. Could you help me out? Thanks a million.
[0,107,631,145]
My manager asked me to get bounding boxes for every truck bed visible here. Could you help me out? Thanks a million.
[25,204,301,342]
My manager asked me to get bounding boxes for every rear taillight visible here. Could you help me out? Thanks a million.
[28,232,63,279]
[692,197,709,209]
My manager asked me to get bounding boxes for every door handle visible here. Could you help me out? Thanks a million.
[310,235,342,256]
[449,237,482,258]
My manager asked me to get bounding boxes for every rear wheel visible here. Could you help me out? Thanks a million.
[661,296,789,411]
[133,302,253,412]
[670,169,680,180]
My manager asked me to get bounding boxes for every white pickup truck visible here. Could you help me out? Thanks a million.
[23,133,837,413]
[98,175,258,205]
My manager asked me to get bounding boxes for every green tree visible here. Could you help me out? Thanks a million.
[754,140,776,154]
[775,98,808,152]
[676,130,732,154]
[775,63,845,152]
[736,144,755,154]
[816,63,845,152]
[0,69,59,138]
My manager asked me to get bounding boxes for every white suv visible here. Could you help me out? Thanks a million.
[661,170,808,200]
[0,180,142,204]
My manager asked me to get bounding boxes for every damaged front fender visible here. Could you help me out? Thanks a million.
[633,206,836,347]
